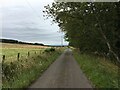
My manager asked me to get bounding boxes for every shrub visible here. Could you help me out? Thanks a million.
[44,48,55,53]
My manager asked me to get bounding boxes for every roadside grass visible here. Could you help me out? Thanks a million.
[74,51,119,88]
[2,49,62,88]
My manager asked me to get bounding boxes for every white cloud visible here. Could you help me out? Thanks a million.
[0,0,68,45]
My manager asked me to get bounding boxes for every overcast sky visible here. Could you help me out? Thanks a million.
[0,0,69,45]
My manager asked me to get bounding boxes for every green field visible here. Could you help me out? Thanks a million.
[1,43,48,62]
[2,48,44,63]
[1,43,62,88]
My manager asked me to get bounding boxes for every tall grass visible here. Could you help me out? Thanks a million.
[2,49,62,88]
[74,51,119,88]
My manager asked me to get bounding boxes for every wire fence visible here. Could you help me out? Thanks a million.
[2,50,44,63]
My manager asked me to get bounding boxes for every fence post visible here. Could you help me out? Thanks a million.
[2,55,5,63]
[17,53,20,61]
[35,52,36,54]
[28,52,30,57]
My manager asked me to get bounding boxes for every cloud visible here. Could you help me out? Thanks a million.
[0,0,68,45]
[1,0,68,45]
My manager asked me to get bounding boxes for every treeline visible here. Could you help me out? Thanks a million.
[0,39,44,46]
[44,2,120,63]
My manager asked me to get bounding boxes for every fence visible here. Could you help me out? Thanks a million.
[2,50,44,63]
[2,48,56,63]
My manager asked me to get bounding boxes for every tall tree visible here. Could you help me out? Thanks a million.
[44,2,120,63]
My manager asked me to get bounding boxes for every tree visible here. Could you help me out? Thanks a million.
[44,2,120,63]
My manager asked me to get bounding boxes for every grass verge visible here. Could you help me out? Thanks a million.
[74,51,119,88]
[2,49,62,88]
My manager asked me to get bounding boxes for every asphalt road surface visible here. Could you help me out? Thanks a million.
[28,49,92,88]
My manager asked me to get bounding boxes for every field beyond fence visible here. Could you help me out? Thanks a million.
[1,43,48,62]
[1,43,63,88]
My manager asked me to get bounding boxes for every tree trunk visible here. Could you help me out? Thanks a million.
[95,16,120,64]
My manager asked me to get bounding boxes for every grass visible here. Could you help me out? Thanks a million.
[1,43,63,88]
[1,43,47,62]
[1,43,47,49]
[74,51,119,88]
[2,50,62,88]
[2,48,45,62]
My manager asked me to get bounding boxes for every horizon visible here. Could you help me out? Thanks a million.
[0,0,69,45]
[0,38,69,46]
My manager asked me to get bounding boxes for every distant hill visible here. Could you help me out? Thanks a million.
[0,39,44,46]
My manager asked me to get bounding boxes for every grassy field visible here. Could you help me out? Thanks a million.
[1,43,48,62]
[74,51,119,88]
[2,43,47,49]
[1,43,63,88]
[2,43,118,88]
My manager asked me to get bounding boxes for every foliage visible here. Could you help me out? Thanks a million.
[44,48,55,52]
[0,39,44,46]
[44,2,120,63]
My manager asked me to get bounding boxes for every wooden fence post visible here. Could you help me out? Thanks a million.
[2,55,5,63]
[17,53,20,61]
[28,52,30,57]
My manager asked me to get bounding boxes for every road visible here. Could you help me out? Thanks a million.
[28,49,92,88]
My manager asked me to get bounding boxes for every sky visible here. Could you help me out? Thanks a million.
[0,0,69,45]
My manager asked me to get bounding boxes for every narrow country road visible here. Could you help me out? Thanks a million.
[28,49,92,88]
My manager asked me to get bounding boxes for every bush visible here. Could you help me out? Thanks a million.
[44,48,55,53]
